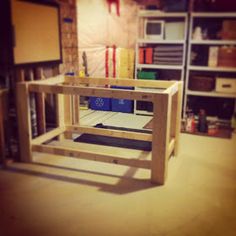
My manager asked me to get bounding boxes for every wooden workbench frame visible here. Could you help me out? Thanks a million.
[17,75,183,185]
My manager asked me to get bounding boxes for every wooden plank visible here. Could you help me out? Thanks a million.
[34,67,46,135]
[64,94,73,125]
[66,125,152,141]
[168,138,175,157]
[80,111,115,126]
[80,109,95,119]
[29,84,157,101]
[55,94,65,140]
[65,76,175,89]
[173,82,183,156]
[16,83,32,162]
[151,93,171,185]
[72,94,80,125]
[29,75,65,85]
[32,144,151,169]
[170,92,178,140]
[32,127,66,145]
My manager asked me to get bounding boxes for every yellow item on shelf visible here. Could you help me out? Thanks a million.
[79,70,85,77]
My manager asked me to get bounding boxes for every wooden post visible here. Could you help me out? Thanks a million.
[170,92,178,141]
[151,94,171,185]
[55,93,66,140]
[53,66,73,138]
[173,82,183,156]
[17,83,32,162]
[73,93,80,125]
[34,67,46,135]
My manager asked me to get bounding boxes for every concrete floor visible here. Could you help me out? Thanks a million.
[0,112,236,236]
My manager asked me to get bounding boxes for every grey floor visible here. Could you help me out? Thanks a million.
[0,111,236,236]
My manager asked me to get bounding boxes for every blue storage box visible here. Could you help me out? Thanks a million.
[111,86,134,113]
[163,0,188,12]
[89,97,111,111]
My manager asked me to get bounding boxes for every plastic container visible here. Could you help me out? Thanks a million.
[111,86,134,113]
[89,97,111,111]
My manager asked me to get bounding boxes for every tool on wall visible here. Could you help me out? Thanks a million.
[82,51,89,77]
[107,0,120,16]
[105,45,117,78]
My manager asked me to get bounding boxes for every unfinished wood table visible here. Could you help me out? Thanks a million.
[17,75,183,185]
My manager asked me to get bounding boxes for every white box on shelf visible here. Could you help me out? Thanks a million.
[165,22,185,40]
[208,46,219,67]
[215,78,236,93]
[144,20,164,40]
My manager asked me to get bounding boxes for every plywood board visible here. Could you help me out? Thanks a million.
[11,0,61,64]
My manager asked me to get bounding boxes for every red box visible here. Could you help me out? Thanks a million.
[139,48,144,64]
[145,47,153,64]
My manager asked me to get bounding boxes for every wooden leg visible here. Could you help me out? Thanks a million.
[151,94,171,185]
[56,94,66,140]
[64,95,73,139]
[17,83,32,162]
[174,82,183,156]
[170,92,178,145]
[73,95,80,125]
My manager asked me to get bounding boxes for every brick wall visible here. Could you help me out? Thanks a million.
[57,0,79,74]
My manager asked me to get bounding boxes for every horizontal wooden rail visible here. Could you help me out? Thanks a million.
[65,76,175,89]
[32,127,66,145]
[32,144,151,169]
[29,84,161,101]
[66,125,152,141]
[29,75,65,85]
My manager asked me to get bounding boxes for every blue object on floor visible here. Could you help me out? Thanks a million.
[89,97,111,111]
[111,86,134,113]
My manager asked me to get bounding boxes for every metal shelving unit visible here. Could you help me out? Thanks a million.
[184,11,236,119]
[134,10,188,115]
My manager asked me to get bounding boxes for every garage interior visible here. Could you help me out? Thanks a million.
[0,0,236,236]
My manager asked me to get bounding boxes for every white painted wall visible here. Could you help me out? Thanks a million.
[76,0,140,77]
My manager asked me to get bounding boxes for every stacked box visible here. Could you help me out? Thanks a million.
[137,71,157,80]
[111,86,133,113]
[89,97,111,111]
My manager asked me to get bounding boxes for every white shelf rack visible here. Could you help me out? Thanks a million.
[189,66,236,72]
[190,40,236,45]
[187,90,236,98]
[138,39,185,44]
[138,10,187,18]
[134,10,188,115]
[137,64,184,70]
[184,10,236,120]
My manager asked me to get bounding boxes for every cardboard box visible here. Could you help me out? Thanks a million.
[215,78,236,93]
[221,20,236,40]
[218,46,236,67]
